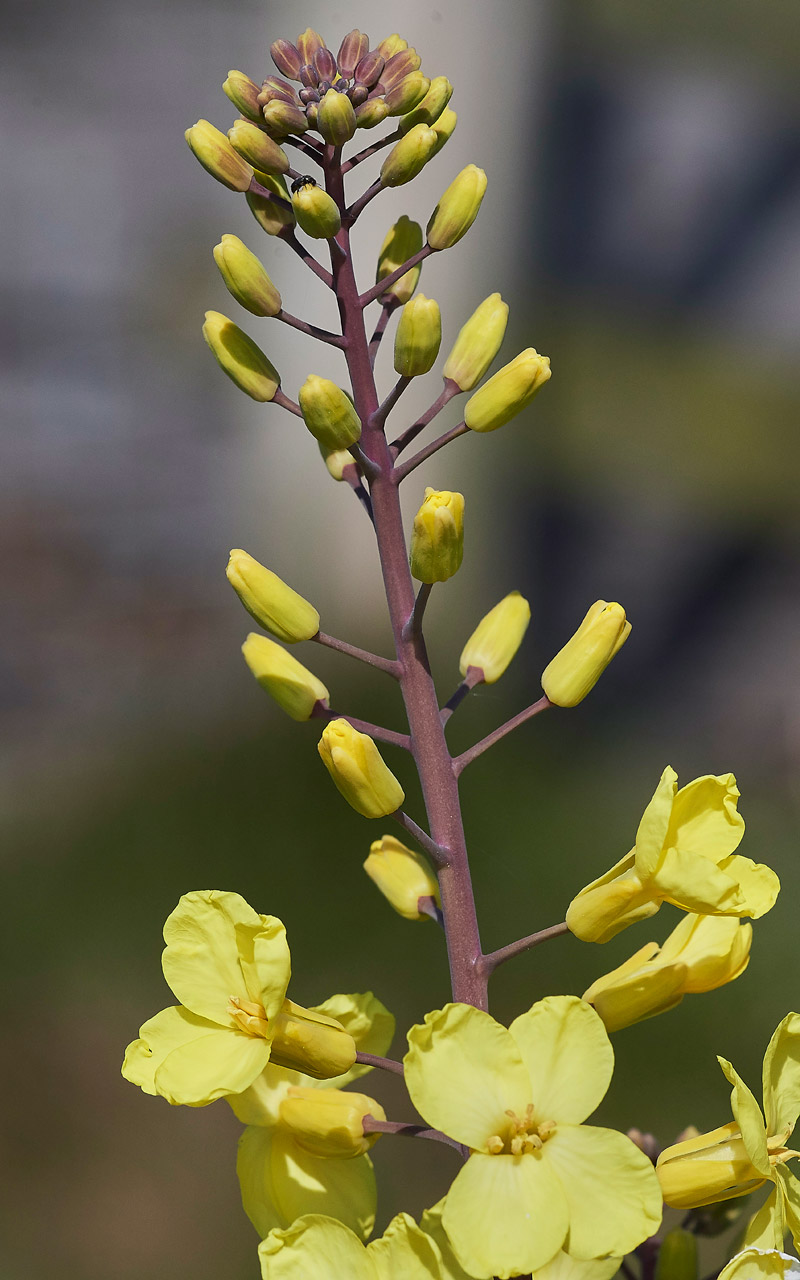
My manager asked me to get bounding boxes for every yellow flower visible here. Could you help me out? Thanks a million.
[718,1250,800,1280]
[582,914,752,1033]
[258,1212,446,1279]
[459,590,531,684]
[657,1013,800,1252]
[567,767,780,943]
[363,835,440,921]
[121,891,357,1107]
[404,995,662,1279]
[318,719,405,819]
[409,488,465,584]
[233,992,394,1243]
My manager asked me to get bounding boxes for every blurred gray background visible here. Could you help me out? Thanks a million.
[2,1,800,1276]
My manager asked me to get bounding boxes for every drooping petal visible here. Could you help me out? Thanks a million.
[777,1166,800,1253]
[229,1063,302,1126]
[246,918,293,1022]
[258,1215,370,1279]
[546,1124,662,1259]
[634,766,678,880]
[442,1151,569,1279]
[653,848,745,915]
[238,1125,284,1238]
[719,1248,799,1280]
[658,915,752,994]
[538,1252,625,1280]
[763,1014,800,1140]
[309,992,395,1088]
[154,1016,269,1105]
[566,856,658,945]
[419,1200,477,1280]
[718,1058,771,1176]
[404,1004,531,1150]
[270,1125,376,1240]
[665,774,745,864]
[369,1212,444,1279]
[509,996,614,1124]
[745,1188,786,1252]
[716,855,780,921]
[122,1004,220,1096]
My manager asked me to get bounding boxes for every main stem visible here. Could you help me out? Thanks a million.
[325,149,487,1010]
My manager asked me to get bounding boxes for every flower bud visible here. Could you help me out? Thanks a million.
[655,1230,699,1280]
[464,348,551,432]
[384,72,431,117]
[400,76,454,133]
[202,311,280,402]
[541,600,631,707]
[431,107,458,156]
[185,120,254,192]
[246,171,295,236]
[409,487,465,584]
[296,28,326,67]
[299,376,361,451]
[582,941,688,1034]
[227,120,289,175]
[262,100,308,138]
[376,216,423,304]
[271,39,304,80]
[213,236,282,317]
[223,71,263,123]
[394,295,441,377]
[291,183,341,239]
[377,34,408,60]
[364,836,440,921]
[354,100,391,130]
[318,719,405,819]
[427,164,488,250]
[354,50,386,89]
[270,997,358,1079]
[656,1122,767,1209]
[317,88,357,146]
[226,550,319,643]
[337,31,370,79]
[279,1087,385,1158]
[382,49,421,91]
[242,634,329,721]
[380,124,439,188]
[459,591,531,684]
[444,293,509,391]
[317,441,357,482]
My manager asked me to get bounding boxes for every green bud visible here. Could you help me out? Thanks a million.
[226,550,320,643]
[246,171,295,236]
[443,293,509,391]
[394,295,442,377]
[399,76,454,133]
[384,72,431,117]
[227,120,289,175]
[291,184,341,239]
[262,99,308,138]
[655,1230,698,1280]
[376,216,423,304]
[299,375,361,450]
[212,235,281,318]
[427,164,488,250]
[317,88,357,146]
[380,124,439,188]
[409,487,465,584]
[354,100,391,130]
[241,633,329,721]
[377,34,408,59]
[430,107,457,156]
[202,311,280,402]
[464,348,551,432]
[222,71,263,123]
[318,440,357,482]
[185,119,254,192]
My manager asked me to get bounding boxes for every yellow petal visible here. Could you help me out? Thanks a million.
[270,1126,376,1241]
[538,1253,624,1280]
[583,957,687,1034]
[566,852,658,944]
[717,854,780,920]
[665,773,745,863]
[404,1003,531,1150]
[546,1124,663,1258]
[718,1057,771,1176]
[777,1166,800,1254]
[368,1211,445,1279]
[653,848,746,914]
[122,1004,220,1096]
[229,1063,300,1126]
[634,766,678,880]
[238,1126,284,1238]
[763,1014,800,1139]
[658,915,752,994]
[442,1151,569,1278]
[419,1200,476,1280]
[309,992,395,1088]
[154,1016,269,1105]
[744,1189,785,1252]
[258,1215,370,1279]
[509,996,614,1123]
[719,1247,796,1280]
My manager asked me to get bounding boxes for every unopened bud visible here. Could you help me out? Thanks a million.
[376,216,423,304]
[384,72,431,117]
[213,235,282,317]
[354,50,385,89]
[317,88,357,146]
[337,31,370,79]
[299,376,361,450]
[279,1087,385,1158]
[246,171,295,236]
[459,591,531,684]
[380,124,439,188]
[541,601,631,707]
[464,348,551,433]
[394,295,441,377]
[655,1230,699,1280]
[444,293,509,391]
[271,39,304,80]
[364,836,440,921]
[228,120,289,175]
[318,719,405,819]
[223,71,263,123]
[270,997,357,1079]
[657,1123,766,1210]
[296,28,326,67]
[185,120,254,192]
[400,76,453,133]
[263,100,308,138]
[409,487,465,584]
[377,35,408,60]
[291,182,341,239]
[226,550,319,643]
[202,311,280,402]
[382,49,421,91]
[242,634,328,721]
[427,164,487,250]
[430,107,457,156]
[355,100,391,130]
[318,441,357,482]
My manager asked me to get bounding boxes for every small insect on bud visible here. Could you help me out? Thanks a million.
[394,295,441,377]
[318,719,405,819]
[376,216,424,305]
[380,124,439,188]
[427,164,488,250]
[202,312,280,402]
[228,120,289,175]
[317,88,357,146]
[290,176,342,239]
[409,488,465,584]
[399,76,454,133]
[213,235,282,317]
[222,71,263,123]
[241,634,329,722]
[443,293,509,391]
[185,120,254,192]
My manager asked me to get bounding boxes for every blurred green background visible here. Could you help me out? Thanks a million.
[3,1,800,1276]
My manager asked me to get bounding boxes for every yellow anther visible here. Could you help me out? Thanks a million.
[487,1135,504,1155]
[510,1136,524,1156]
[227,995,269,1038]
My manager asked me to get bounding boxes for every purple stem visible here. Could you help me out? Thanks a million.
[355,1051,405,1076]
[342,129,401,174]
[277,309,347,348]
[272,388,302,417]
[341,465,375,523]
[280,229,334,288]
[285,134,323,162]
[369,302,397,367]
[346,178,383,227]
[418,894,444,926]
[392,810,447,868]
[395,422,470,481]
[249,176,293,210]
[440,666,484,726]
[372,375,411,429]
[362,1115,466,1156]
[390,380,460,457]
[359,245,434,308]
[480,922,569,977]
[453,695,552,776]
[312,631,400,679]
[311,704,412,752]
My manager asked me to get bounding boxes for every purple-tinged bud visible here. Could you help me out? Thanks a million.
[377,35,408,59]
[382,49,421,90]
[354,99,390,129]
[263,75,300,100]
[262,100,308,138]
[271,39,303,80]
[222,71,263,123]
[354,50,385,89]
[296,27,325,65]
[313,46,337,83]
[350,83,370,107]
[317,88,357,146]
[384,72,430,117]
[299,63,319,88]
[337,30,369,78]
[399,76,453,133]
[299,87,319,105]
[228,120,289,175]
[306,103,319,128]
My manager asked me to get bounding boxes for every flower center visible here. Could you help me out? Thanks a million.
[486,1105,557,1156]
[767,1128,800,1168]
[228,996,269,1038]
